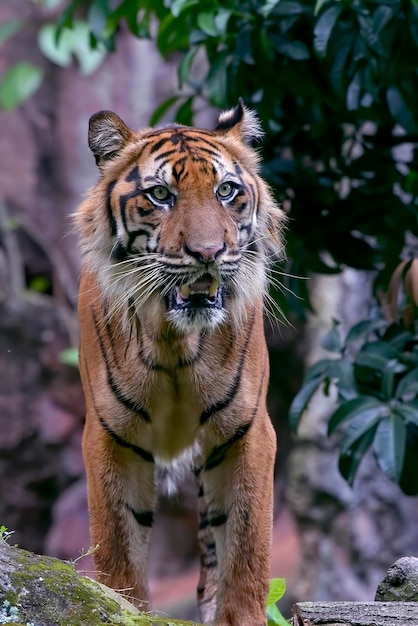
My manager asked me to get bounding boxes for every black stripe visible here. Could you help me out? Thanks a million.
[127,228,154,252]
[112,241,129,261]
[205,421,253,471]
[106,181,117,236]
[92,312,151,423]
[149,136,171,154]
[98,414,154,462]
[153,148,178,162]
[126,165,142,185]
[205,364,267,471]
[82,356,154,463]
[129,506,154,527]
[199,515,210,530]
[209,512,228,527]
[199,312,255,425]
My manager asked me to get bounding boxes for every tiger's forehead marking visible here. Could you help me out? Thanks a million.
[143,127,234,185]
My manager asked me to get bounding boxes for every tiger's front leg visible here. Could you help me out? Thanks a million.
[199,412,276,626]
[82,413,156,610]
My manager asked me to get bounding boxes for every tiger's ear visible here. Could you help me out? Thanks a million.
[88,111,134,166]
[215,98,264,144]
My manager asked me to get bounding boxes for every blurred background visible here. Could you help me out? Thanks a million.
[0,0,418,621]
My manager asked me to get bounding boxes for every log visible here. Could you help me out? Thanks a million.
[292,601,418,625]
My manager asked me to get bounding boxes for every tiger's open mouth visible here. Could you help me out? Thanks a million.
[166,273,223,312]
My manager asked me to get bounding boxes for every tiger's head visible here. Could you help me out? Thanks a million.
[76,100,285,332]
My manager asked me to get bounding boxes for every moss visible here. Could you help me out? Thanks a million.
[1,542,201,626]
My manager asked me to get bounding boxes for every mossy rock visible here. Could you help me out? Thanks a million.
[0,540,201,626]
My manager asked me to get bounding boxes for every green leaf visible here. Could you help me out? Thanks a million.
[0,63,43,110]
[304,358,334,383]
[267,602,289,626]
[374,413,406,483]
[328,396,383,434]
[314,0,329,15]
[267,578,286,605]
[321,324,342,353]
[339,408,383,454]
[289,376,325,433]
[313,4,341,57]
[170,0,198,18]
[174,96,194,125]
[214,8,232,35]
[395,369,418,400]
[381,358,408,401]
[386,86,417,133]
[206,52,229,108]
[38,23,72,67]
[88,0,109,42]
[270,1,309,16]
[275,39,310,60]
[261,0,280,18]
[197,11,217,37]
[157,13,189,56]
[346,71,361,111]
[345,319,383,345]
[338,427,376,486]
[355,352,393,372]
[178,46,199,88]
[149,95,180,126]
[0,19,22,45]
[329,358,358,401]
[39,22,107,75]
[59,347,79,367]
[393,402,418,428]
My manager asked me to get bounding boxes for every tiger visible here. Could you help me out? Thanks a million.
[75,99,286,626]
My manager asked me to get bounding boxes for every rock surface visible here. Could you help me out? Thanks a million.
[375,556,418,602]
[0,540,201,626]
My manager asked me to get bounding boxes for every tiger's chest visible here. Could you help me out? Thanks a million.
[145,367,205,461]
[112,327,219,462]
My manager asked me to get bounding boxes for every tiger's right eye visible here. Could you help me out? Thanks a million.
[150,185,171,202]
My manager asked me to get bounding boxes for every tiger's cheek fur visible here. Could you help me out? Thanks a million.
[76,102,286,626]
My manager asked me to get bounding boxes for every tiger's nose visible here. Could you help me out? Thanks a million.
[184,242,226,263]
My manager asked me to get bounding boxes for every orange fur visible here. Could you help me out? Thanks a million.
[76,101,285,625]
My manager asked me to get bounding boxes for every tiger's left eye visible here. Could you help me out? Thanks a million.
[150,185,171,202]
[217,182,235,198]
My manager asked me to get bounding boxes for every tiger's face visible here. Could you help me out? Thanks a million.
[76,101,284,331]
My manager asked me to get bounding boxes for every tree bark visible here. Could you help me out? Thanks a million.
[292,601,418,625]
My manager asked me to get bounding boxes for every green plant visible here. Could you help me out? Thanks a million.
[267,578,288,626]
[0,525,15,542]
[289,316,418,493]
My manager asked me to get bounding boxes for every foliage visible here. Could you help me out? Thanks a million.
[290,315,418,493]
[267,578,288,625]
[0,526,14,543]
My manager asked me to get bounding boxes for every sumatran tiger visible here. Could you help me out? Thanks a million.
[75,99,286,626]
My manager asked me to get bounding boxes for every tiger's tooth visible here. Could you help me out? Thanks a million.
[209,278,219,296]
[180,285,191,298]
